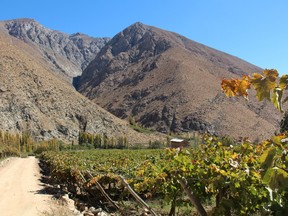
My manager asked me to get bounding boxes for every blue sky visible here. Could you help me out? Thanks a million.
[1,0,287,74]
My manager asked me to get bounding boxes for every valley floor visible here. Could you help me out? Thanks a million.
[0,157,53,216]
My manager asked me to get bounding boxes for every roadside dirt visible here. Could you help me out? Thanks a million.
[0,157,53,216]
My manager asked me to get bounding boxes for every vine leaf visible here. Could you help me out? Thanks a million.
[263,168,288,190]
[259,147,276,171]
[279,74,288,90]
[237,75,251,99]
[221,79,239,97]
[279,75,288,107]
[221,69,284,110]
[250,69,278,101]
[221,75,251,99]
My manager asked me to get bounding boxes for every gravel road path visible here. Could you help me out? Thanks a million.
[0,157,53,216]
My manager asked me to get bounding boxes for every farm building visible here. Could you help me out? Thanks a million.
[170,138,189,148]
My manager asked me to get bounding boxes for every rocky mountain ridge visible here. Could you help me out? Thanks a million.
[76,22,280,141]
[2,18,110,81]
[0,21,156,143]
[0,19,281,142]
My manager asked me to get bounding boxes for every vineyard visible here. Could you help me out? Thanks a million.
[40,133,288,216]
[1,69,288,215]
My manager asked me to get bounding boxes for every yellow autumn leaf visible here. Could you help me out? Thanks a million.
[250,69,278,101]
[221,78,239,97]
[237,75,251,99]
[279,74,288,90]
[221,76,251,99]
[271,134,285,145]
[263,69,278,81]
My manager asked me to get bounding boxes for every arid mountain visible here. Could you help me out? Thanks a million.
[76,22,280,141]
[2,18,110,82]
[0,21,157,144]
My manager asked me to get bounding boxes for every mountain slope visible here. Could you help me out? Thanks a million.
[2,18,110,81]
[76,22,280,141]
[0,21,155,143]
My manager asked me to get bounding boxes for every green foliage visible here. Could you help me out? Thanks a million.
[222,69,288,215]
[40,134,288,215]
[78,132,94,146]
[219,135,236,146]
[78,132,129,149]
[148,140,165,149]
[116,136,128,149]
[94,134,102,148]
[130,124,155,134]
[0,130,71,158]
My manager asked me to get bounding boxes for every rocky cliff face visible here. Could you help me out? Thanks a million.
[0,22,155,143]
[3,18,110,81]
[75,22,171,88]
[76,22,280,141]
[0,19,281,142]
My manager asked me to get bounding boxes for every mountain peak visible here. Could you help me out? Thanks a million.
[127,21,147,29]
[6,18,38,23]
[0,24,158,143]
[70,32,88,37]
[76,22,278,141]
[3,18,41,28]
[2,18,110,80]
[117,21,150,40]
[103,21,171,58]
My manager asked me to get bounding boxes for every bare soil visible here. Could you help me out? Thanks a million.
[0,157,53,216]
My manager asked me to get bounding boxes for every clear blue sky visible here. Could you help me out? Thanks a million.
[1,0,287,74]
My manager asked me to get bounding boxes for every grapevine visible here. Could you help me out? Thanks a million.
[40,141,278,215]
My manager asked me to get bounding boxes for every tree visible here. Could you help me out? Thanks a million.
[94,134,102,148]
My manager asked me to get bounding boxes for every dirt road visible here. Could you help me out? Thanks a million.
[0,157,52,216]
